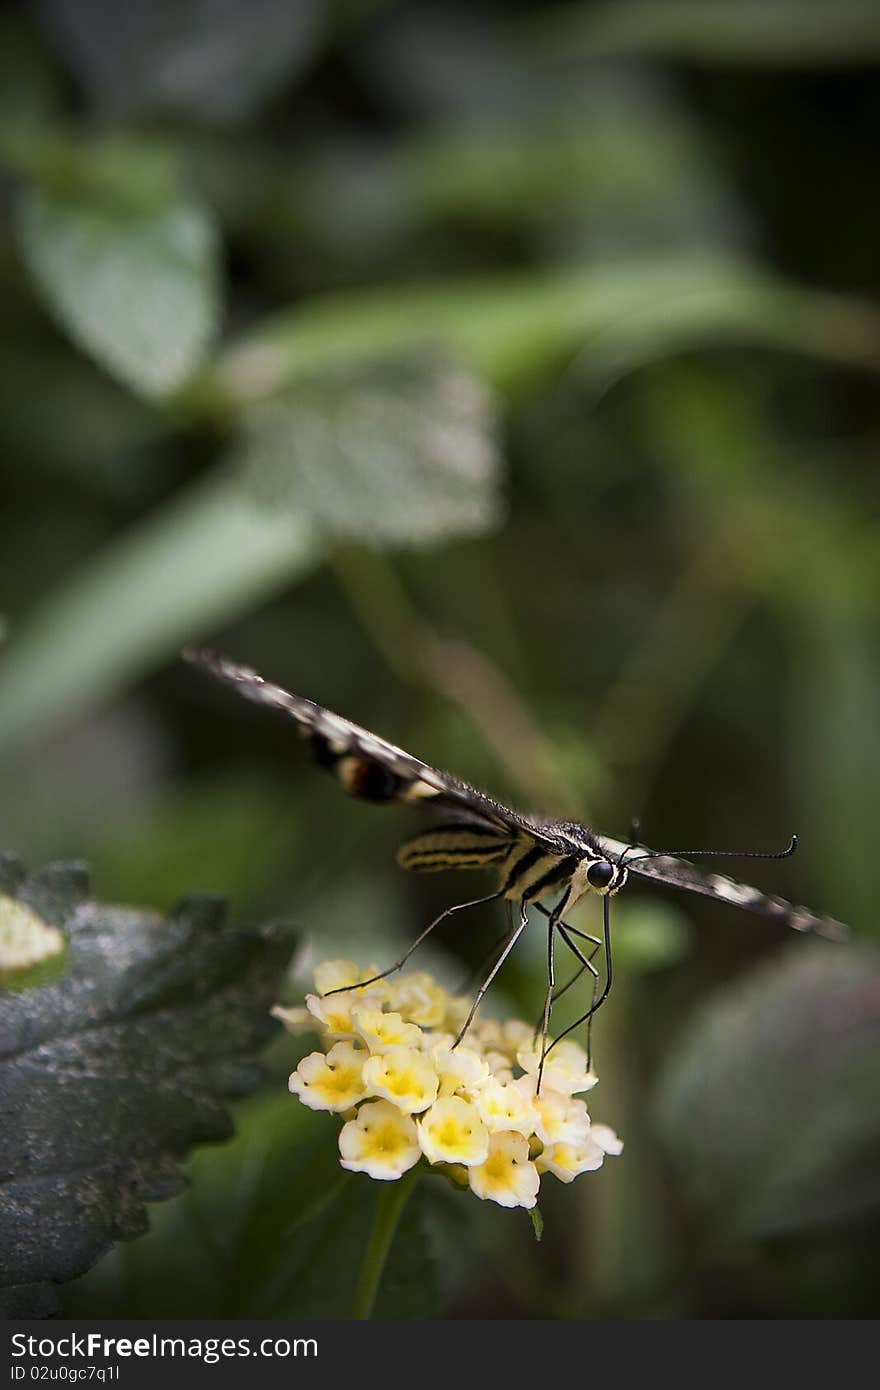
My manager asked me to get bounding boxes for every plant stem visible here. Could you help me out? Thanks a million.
[352,1167,421,1320]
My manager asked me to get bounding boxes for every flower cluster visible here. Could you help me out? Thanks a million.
[275,961,621,1210]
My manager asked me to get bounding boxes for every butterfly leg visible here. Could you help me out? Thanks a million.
[530,904,601,1058]
[544,893,614,1058]
[451,901,529,1049]
[534,901,562,1094]
[321,888,504,996]
[555,924,601,1072]
[531,903,601,1011]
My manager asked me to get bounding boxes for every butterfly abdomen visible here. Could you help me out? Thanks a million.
[397,823,511,873]
[398,825,579,905]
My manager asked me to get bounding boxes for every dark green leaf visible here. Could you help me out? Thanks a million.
[657,944,880,1245]
[0,853,296,1317]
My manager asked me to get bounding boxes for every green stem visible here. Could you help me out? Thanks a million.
[351,1166,421,1320]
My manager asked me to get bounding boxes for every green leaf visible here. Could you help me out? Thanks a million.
[0,472,319,758]
[215,256,880,403]
[656,944,880,1246]
[235,354,504,547]
[16,181,220,397]
[0,852,296,1318]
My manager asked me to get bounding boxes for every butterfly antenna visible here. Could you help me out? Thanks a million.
[623,833,798,868]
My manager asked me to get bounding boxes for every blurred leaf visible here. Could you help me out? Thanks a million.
[215,257,880,403]
[393,90,738,249]
[236,355,504,547]
[0,852,297,1318]
[31,0,327,124]
[539,0,880,66]
[657,945,880,1244]
[0,473,320,758]
[16,181,220,397]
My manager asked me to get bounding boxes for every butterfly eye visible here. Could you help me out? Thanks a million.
[587,860,615,890]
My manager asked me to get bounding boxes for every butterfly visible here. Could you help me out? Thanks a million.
[183,647,849,1072]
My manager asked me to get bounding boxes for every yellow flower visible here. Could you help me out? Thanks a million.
[282,960,623,1207]
[387,970,448,1027]
[537,1136,607,1183]
[590,1123,624,1156]
[362,1045,439,1114]
[288,1041,368,1112]
[339,1099,421,1180]
[468,1131,540,1209]
[270,1003,313,1035]
[432,1044,490,1096]
[353,1006,422,1053]
[516,1038,598,1095]
[305,983,386,1039]
[418,1097,490,1167]
[528,1084,592,1147]
[314,959,383,995]
[472,1076,538,1137]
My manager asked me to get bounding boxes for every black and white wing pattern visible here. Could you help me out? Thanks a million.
[182,648,587,860]
[596,833,849,942]
[183,648,848,943]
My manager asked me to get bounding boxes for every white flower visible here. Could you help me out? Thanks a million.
[387,970,448,1027]
[516,1038,598,1095]
[306,987,384,1040]
[432,1045,490,1096]
[528,1085,592,1147]
[271,1003,313,1035]
[418,1097,490,1167]
[537,1136,607,1183]
[339,1100,421,1180]
[361,1045,439,1114]
[283,960,623,1205]
[288,1041,368,1112]
[589,1123,624,1156]
[472,1076,538,1137]
[468,1131,540,1209]
[353,1006,422,1053]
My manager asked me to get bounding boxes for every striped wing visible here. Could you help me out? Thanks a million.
[596,834,849,943]
[183,648,584,857]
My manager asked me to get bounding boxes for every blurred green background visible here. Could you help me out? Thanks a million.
[2,0,879,1319]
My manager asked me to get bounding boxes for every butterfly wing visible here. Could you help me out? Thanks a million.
[183,648,581,856]
[597,834,849,942]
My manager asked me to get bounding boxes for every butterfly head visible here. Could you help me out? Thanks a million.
[583,857,628,896]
